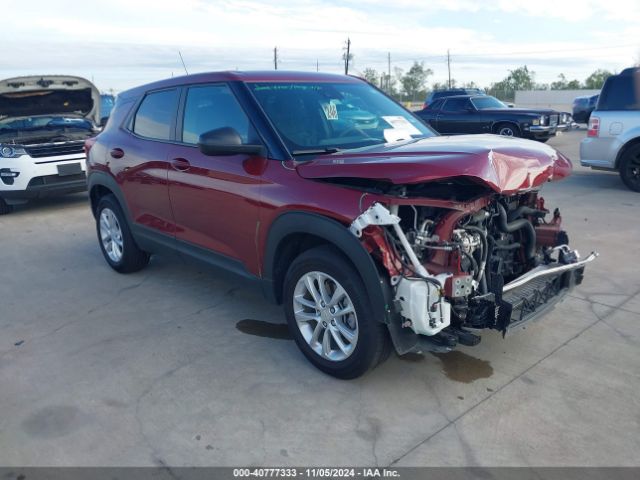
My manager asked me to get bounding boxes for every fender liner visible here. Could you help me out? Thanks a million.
[87,171,132,222]
[262,211,394,325]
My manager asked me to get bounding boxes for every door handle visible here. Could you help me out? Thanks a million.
[110,148,125,159]
[171,158,191,171]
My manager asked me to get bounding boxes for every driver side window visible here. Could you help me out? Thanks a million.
[181,85,257,145]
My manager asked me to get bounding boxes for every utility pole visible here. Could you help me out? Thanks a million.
[316,59,319,72]
[387,52,391,92]
[344,38,351,75]
[447,49,451,88]
[273,47,278,70]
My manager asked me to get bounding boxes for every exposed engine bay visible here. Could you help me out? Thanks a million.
[351,189,597,353]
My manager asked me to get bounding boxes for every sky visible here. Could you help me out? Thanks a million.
[2,0,639,92]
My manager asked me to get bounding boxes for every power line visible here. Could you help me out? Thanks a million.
[389,42,638,63]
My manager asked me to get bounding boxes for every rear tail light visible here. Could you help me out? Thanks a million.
[587,117,600,137]
[84,137,97,155]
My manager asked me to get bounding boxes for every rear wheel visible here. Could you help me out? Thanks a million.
[0,197,13,215]
[283,246,390,379]
[494,123,520,137]
[96,194,150,272]
[619,144,640,192]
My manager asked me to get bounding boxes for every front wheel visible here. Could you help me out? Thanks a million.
[0,197,13,215]
[96,194,150,273]
[283,246,390,379]
[494,123,521,137]
[620,144,640,192]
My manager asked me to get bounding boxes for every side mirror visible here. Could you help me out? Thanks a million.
[466,106,475,112]
[197,127,266,156]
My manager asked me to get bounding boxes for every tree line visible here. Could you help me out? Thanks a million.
[358,63,614,103]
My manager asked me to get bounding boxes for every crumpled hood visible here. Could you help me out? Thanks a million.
[296,134,572,194]
[0,75,100,125]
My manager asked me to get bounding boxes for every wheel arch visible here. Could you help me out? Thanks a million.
[614,135,640,170]
[491,120,521,135]
[88,172,131,221]
[262,211,393,325]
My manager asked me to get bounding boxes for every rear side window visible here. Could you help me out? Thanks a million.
[442,98,471,112]
[427,99,445,110]
[598,73,640,111]
[133,89,179,140]
[181,84,256,144]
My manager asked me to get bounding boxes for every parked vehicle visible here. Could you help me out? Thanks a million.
[86,71,595,378]
[100,93,116,126]
[0,75,100,214]
[572,94,598,123]
[580,67,640,192]
[423,88,484,109]
[415,95,559,141]
[557,112,573,132]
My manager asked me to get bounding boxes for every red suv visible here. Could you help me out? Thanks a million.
[86,71,596,378]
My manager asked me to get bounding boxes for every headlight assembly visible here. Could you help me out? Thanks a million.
[0,145,26,158]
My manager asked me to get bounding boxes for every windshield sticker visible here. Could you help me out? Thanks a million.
[384,128,411,143]
[381,116,421,135]
[321,102,339,120]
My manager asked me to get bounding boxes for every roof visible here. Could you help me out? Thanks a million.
[119,70,362,99]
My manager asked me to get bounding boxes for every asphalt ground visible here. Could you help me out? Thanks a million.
[1,129,638,467]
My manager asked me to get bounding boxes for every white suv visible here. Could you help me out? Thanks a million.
[580,67,640,192]
[0,75,100,214]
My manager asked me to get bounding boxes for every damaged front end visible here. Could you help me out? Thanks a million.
[350,189,597,355]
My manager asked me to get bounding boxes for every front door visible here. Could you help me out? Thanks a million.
[437,97,475,134]
[166,84,264,270]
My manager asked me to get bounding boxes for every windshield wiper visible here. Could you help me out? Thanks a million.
[291,148,341,156]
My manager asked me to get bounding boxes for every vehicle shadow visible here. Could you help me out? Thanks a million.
[8,193,89,217]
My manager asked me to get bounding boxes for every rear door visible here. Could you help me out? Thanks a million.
[166,83,264,269]
[116,88,179,235]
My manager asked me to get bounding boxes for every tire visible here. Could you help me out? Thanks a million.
[95,194,150,273]
[619,144,640,192]
[0,197,13,215]
[494,123,521,137]
[283,246,390,379]
[538,138,550,143]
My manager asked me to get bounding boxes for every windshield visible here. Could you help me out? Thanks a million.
[471,96,508,110]
[248,81,435,153]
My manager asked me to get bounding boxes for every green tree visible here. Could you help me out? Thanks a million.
[584,69,613,89]
[399,61,433,101]
[361,68,379,85]
[551,74,581,90]
[487,65,536,101]
[566,79,581,89]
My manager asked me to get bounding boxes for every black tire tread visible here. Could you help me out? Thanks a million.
[283,245,391,379]
[619,145,640,192]
[0,197,13,215]
[96,194,150,273]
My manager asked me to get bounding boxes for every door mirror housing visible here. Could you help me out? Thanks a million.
[197,127,266,156]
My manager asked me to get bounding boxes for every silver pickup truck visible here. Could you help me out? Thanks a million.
[580,67,640,192]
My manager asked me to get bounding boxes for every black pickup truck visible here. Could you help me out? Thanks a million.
[415,94,560,141]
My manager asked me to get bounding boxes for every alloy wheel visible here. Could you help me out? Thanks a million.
[99,208,124,263]
[498,126,515,136]
[293,271,358,362]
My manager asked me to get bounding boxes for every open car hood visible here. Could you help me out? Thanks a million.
[0,75,101,125]
[295,134,572,194]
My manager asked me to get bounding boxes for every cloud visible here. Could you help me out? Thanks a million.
[1,0,638,90]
